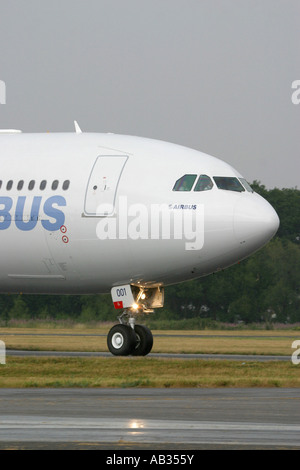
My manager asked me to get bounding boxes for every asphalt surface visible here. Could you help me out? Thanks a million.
[0,388,299,450]
[6,349,290,361]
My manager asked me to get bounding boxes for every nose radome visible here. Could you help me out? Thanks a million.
[234,195,280,247]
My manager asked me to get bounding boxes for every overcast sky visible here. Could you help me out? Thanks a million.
[0,0,299,188]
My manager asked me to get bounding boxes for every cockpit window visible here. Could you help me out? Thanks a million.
[213,177,245,192]
[194,175,213,192]
[239,178,253,193]
[173,174,197,191]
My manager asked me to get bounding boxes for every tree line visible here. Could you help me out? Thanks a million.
[0,182,299,326]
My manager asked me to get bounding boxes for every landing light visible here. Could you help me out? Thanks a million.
[131,303,139,310]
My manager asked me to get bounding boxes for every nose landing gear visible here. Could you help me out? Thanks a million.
[107,284,164,356]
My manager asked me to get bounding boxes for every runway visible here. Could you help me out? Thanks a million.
[0,388,299,450]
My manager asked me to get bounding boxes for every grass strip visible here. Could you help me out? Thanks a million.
[0,357,299,388]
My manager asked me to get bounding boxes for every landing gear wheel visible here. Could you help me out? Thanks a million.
[132,324,153,356]
[107,324,137,356]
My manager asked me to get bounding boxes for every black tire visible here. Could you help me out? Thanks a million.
[131,324,153,356]
[107,324,137,356]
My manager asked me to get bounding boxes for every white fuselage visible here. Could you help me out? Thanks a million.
[0,132,279,294]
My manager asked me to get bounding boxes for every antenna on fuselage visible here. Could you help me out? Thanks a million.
[74,121,82,134]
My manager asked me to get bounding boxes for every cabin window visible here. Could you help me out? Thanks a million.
[28,180,35,190]
[213,177,245,192]
[194,175,213,192]
[6,180,13,190]
[62,180,70,190]
[40,180,47,190]
[173,174,197,191]
[17,180,24,190]
[52,180,59,190]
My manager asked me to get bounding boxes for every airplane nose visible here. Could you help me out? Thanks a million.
[234,195,280,248]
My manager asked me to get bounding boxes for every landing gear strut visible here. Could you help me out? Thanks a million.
[107,309,153,356]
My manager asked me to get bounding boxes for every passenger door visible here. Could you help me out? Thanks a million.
[84,155,128,216]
